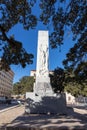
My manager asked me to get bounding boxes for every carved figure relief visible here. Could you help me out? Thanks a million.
[39,44,48,76]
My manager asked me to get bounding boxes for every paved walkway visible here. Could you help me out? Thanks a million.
[0,105,87,130]
[7,107,87,130]
[0,105,24,128]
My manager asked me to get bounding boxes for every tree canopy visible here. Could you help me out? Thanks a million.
[0,0,37,70]
[64,70,87,97]
[13,76,34,95]
[50,67,65,93]
[39,0,87,82]
[0,0,87,84]
[50,67,87,97]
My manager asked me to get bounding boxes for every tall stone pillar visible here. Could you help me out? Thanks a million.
[25,30,67,114]
[34,31,53,96]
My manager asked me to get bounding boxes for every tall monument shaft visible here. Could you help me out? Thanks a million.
[35,30,53,96]
[36,31,49,78]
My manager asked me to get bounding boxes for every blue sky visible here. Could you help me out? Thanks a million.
[7,1,74,83]
[9,23,74,83]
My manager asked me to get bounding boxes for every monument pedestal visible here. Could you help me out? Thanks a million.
[25,93,67,114]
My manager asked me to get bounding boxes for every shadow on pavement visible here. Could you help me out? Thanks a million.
[5,106,87,130]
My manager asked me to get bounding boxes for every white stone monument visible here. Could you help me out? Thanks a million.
[25,30,67,114]
[35,31,53,96]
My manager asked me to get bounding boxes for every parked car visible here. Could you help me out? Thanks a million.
[11,99,19,105]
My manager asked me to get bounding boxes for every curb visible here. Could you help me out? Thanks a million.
[0,105,20,113]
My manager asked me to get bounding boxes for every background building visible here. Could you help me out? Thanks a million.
[0,70,14,99]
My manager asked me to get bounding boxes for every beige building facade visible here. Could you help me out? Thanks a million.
[0,70,14,99]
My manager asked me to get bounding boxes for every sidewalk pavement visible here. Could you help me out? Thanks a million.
[0,105,24,130]
[6,107,87,130]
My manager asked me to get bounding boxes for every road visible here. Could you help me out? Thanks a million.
[0,103,18,111]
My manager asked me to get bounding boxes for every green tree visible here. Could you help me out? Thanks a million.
[13,76,34,95]
[50,67,65,93]
[64,70,87,97]
[0,0,37,70]
[65,83,87,97]
[39,0,87,82]
[13,82,22,95]
[19,76,34,93]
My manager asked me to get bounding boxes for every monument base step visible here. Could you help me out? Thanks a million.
[25,93,67,114]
